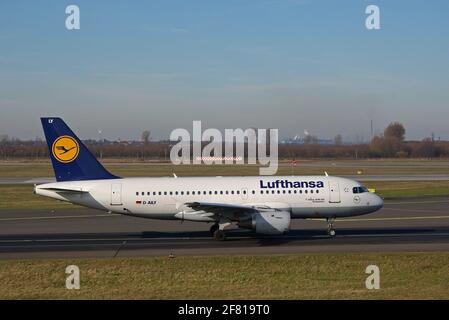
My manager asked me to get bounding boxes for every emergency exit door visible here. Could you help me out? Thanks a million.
[241,188,248,200]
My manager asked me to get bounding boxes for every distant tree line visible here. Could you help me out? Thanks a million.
[0,123,447,160]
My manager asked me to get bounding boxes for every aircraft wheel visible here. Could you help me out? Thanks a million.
[326,218,336,237]
[210,223,219,235]
[213,229,226,241]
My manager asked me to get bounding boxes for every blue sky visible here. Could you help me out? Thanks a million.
[1,0,448,141]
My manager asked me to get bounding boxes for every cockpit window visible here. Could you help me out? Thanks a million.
[352,186,369,194]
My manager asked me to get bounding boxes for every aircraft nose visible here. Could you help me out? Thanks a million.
[372,193,384,210]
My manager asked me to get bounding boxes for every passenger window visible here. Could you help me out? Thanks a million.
[158,192,161,195]
[237,191,240,195]
[141,192,144,196]
[153,192,156,196]
[164,191,167,195]
[231,191,234,195]
[311,190,313,194]
[175,191,178,195]
[136,192,139,196]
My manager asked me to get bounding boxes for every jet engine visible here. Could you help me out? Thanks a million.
[238,210,291,235]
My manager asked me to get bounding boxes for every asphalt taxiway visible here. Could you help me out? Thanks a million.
[0,197,449,259]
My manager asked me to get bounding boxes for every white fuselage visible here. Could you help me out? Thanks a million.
[35,175,383,223]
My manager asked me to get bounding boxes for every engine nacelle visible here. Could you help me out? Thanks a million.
[239,211,291,235]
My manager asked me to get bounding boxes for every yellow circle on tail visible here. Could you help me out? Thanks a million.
[52,136,79,163]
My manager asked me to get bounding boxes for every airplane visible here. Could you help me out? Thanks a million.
[35,117,384,240]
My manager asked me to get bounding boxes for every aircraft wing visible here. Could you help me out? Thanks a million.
[184,201,258,216]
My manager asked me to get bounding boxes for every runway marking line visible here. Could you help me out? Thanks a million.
[2,214,449,223]
[310,215,449,222]
[386,200,449,205]
[0,214,120,221]
[379,207,447,214]
[1,232,449,246]
[335,232,449,238]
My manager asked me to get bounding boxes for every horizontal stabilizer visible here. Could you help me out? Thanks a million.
[37,187,89,193]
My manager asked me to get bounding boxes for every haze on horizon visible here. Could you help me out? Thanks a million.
[0,1,448,142]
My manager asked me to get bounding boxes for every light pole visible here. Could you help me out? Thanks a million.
[98,129,103,159]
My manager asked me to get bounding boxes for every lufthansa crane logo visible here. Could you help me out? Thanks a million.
[52,136,79,163]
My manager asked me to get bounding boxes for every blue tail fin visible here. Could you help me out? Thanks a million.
[41,117,119,182]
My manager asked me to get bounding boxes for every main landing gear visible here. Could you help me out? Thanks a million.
[326,218,336,237]
[210,221,230,241]
[210,223,219,235]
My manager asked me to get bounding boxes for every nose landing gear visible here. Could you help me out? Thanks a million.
[326,218,336,237]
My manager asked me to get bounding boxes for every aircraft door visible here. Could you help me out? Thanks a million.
[328,181,341,203]
[111,183,123,205]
